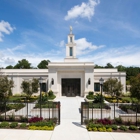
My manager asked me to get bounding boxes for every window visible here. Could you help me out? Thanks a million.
[70,37,72,42]
[94,83,100,91]
[70,47,73,56]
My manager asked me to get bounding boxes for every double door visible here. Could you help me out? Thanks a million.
[62,79,80,96]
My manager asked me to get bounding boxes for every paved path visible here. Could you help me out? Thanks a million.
[0,97,140,140]
[51,97,90,140]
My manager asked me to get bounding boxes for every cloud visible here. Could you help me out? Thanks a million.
[0,20,15,42]
[64,0,100,21]
[4,57,15,64]
[79,45,140,67]
[75,38,105,55]
[57,40,65,47]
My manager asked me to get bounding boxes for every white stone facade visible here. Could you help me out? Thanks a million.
[1,28,126,96]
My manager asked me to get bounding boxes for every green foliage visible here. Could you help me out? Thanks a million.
[115,117,123,124]
[14,59,31,69]
[111,125,118,130]
[119,125,128,131]
[0,122,9,128]
[105,63,114,68]
[20,123,27,128]
[28,126,54,130]
[106,128,112,132]
[5,65,14,69]
[32,78,39,93]
[30,120,55,127]
[37,60,50,69]
[0,76,14,102]
[48,90,54,97]
[10,122,18,128]
[93,93,104,103]
[20,116,28,122]
[0,115,4,121]
[86,91,94,100]
[21,78,39,98]
[130,74,140,102]
[9,114,15,121]
[7,103,25,111]
[92,127,97,131]
[129,125,138,131]
[103,78,123,98]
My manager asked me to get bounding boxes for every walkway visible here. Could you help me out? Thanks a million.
[0,97,140,140]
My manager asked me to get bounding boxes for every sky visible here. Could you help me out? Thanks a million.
[0,0,140,68]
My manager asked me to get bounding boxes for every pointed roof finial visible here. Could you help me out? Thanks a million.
[70,26,72,34]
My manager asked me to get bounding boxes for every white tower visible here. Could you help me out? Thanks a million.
[64,26,78,62]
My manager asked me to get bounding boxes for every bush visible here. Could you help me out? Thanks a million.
[92,127,97,131]
[29,117,43,123]
[98,127,106,132]
[28,126,54,130]
[111,125,118,130]
[115,117,122,124]
[0,122,9,128]
[30,120,55,127]
[20,116,28,122]
[97,118,112,125]
[10,122,18,128]
[86,91,94,100]
[20,123,27,128]
[48,90,53,97]
[9,114,15,121]
[119,125,128,131]
[129,125,138,131]
[93,93,104,103]
[106,128,112,132]
[0,115,4,121]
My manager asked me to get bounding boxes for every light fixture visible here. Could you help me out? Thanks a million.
[99,77,104,85]
[51,78,54,85]
[88,78,90,85]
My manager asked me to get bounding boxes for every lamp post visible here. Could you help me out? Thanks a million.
[38,77,43,117]
[99,77,104,120]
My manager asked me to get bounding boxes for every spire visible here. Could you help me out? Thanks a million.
[70,26,73,34]
[64,27,78,62]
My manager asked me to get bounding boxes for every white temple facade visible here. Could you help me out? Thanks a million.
[1,28,126,97]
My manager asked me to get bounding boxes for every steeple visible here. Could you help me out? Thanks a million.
[64,26,78,62]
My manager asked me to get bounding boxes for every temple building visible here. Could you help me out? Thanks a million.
[1,28,126,97]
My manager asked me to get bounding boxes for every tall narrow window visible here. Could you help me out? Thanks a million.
[70,47,73,56]
[70,37,72,42]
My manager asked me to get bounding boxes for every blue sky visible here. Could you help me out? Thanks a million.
[0,0,140,68]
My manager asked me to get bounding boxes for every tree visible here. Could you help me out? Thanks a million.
[0,75,14,102]
[103,78,123,98]
[14,59,32,69]
[21,78,39,98]
[116,65,126,72]
[5,65,14,69]
[130,74,140,102]
[105,63,114,68]
[37,60,50,69]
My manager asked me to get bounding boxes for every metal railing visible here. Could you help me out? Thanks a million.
[0,101,60,124]
[81,102,140,126]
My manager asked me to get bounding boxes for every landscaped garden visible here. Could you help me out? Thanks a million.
[86,118,140,132]
[0,117,56,130]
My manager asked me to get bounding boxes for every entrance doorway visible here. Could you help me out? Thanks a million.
[62,78,81,96]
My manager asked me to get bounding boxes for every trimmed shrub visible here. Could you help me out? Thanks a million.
[129,125,138,131]
[92,127,97,131]
[20,123,27,128]
[111,125,118,130]
[0,122,9,128]
[119,125,128,131]
[10,122,18,128]
[29,117,43,123]
[97,118,112,125]
[28,126,54,130]
[106,128,112,132]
